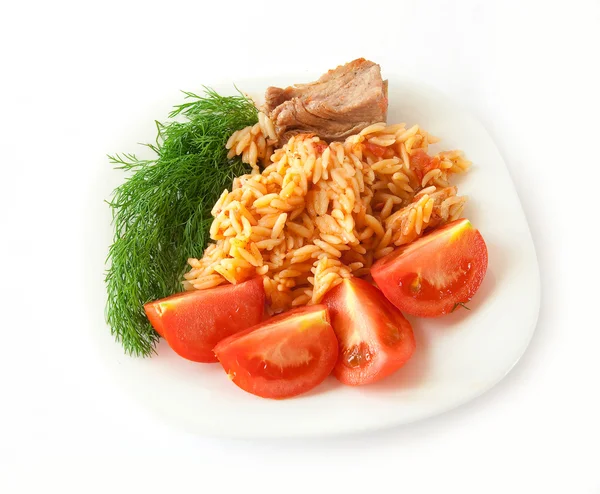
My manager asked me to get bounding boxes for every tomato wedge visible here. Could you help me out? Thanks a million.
[322,278,416,385]
[213,305,338,399]
[371,218,488,317]
[144,277,265,363]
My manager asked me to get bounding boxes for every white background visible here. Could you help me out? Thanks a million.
[1,1,599,493]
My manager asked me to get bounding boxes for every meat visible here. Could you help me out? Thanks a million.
[263,59,388,142]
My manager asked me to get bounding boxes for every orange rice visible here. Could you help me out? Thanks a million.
[183,116,470,314]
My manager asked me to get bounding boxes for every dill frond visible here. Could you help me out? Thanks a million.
[105,89,257,356]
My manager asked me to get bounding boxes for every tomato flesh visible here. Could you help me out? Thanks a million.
[144,303,166,338]
[213,305,338,399]
[364,142,387,157]
[410,149,440,182]
[322,278,416,385]
[144,277,265,363]
[371,218,488,317]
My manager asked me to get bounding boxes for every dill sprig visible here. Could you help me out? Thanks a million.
[451,302,471,312]
[105,88,258,357]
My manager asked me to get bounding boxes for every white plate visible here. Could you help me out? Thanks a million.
[87,72,540,438]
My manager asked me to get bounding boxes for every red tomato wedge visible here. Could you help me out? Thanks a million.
[371,218,488,317]
[144,277,265,363]
[213,305,338,399]
[322,278,416,385]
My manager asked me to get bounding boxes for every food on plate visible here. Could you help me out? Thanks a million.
[322,278,415,385]
[371,218,488,317]
[144,277,265,362]
[106,90,259,356]
[191,115,469,316]
[263,58,388,142]
[106,59,489,398]
[213,305,338,399]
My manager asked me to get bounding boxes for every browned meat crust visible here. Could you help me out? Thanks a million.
[263,58,388,142]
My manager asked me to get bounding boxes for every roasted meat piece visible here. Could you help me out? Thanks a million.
[263,58,388,142]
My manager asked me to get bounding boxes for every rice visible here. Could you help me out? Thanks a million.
[185,116,471,314]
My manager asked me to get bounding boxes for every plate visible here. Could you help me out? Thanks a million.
[87,72,540,438]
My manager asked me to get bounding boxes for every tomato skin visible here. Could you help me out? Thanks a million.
[213,305,338,399]
[322,278,416,385]
[371,218,488,317]
[144,277,265,363]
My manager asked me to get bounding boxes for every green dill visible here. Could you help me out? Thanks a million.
[451,302,471,312]
[105,88,258,357]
